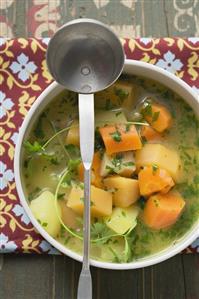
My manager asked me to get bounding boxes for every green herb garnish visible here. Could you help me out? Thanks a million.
[114,87,129,101]
[152,164,159,174]
[24,141,43,154]
[152,111,160,122]
[110,130,122,142]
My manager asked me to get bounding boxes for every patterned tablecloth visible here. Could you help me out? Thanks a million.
[0,37,199,254]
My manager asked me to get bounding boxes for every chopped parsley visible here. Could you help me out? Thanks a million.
[125,123,131,132]
[34,113,46,139]
[152,111,160,122]
[114,87,129,102]
[121,211,126,217]
[57,193,65,200]
[28,187,41,201]
[110,130,122,142]
[24,141,43,154]
[152,164,159,174]
[65,144,80,158]
[141,101,153,117]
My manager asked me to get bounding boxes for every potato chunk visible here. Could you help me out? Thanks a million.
[67,185,112,217]
[105,205,139,234]
[78,151,103,188]
[65,119,79,146]
[135,144,181,182]
[30,190,61,237]
[95,109,126,126]
[100,151,136,177]
[104,176,140,208]
[95,81,137,110]
[59,200,78,229]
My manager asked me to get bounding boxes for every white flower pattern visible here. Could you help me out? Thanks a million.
[0,161,14,190]
[140,38,152,45]
[9,53,37,82]
[0,233,17,253]
[0,91,14,119]
[11,132,19,145]
[0,38,6,47]
[156,51,183,74]
[39,240,59,254]
[42,38,50,45]
[187,37,199,44]
[12,204,31,225]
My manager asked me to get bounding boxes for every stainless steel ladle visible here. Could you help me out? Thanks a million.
[46,18,124,299]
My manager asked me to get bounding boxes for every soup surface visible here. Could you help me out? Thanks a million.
[22,75,199,263]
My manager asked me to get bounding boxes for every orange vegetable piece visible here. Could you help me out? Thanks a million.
[78,152,103,188]
[138,166,175,196]
[140,126,162,142]
[143,103,172,133]
[143,191,185,229]
[99,124,142,155]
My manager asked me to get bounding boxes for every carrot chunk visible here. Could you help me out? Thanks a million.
[143,191,185,229]
[140,125,162,142]
[99,124,142,155]
[142,102,172,133]
[78,152,103,188]
[138,165,175,196]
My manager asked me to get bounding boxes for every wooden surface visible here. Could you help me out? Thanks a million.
[0,254,199,299]
[1,1,199,298]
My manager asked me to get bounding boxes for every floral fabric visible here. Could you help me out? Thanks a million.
[0,38,199,254]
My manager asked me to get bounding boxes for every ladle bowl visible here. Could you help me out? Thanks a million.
[46,18,124,94]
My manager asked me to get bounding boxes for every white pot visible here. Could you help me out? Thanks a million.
[14,60,199,270]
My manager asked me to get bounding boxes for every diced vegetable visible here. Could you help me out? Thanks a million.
[78,152,103,188]
[143,191,185,229]
[30,190,61,237]
[141,102,172,132]
[59,200,78,229]
[95,81,137,110]
[138,166,175,196]
[140,125,162,142]
[135,144,181,182]
[67,185,112,217]
[65,120,79,146]
[100,151,136,177]
[99,124,142,155]
[95,109,126,126]
[105,205,140,234]
[104,176,140,207]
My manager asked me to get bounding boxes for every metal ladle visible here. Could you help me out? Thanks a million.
[46,18,124,299]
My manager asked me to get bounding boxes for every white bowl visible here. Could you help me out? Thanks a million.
[14,60,199,270]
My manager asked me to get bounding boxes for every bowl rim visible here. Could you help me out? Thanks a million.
[14,59,199,270]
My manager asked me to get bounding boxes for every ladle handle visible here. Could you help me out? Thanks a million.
[77,94,94,299]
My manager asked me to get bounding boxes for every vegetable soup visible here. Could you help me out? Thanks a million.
[22,76,199,263]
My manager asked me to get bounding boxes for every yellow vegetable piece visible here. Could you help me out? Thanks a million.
[95,109,126,126]
[67,185,112,217]
[65,119,79,146]
[59,200,78,229]
[104,176,140,208]
[95,80,137,110]
[30,190,61,238]
[105,205,139,234]
[100,151,136,177]
[135,143,181,182]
